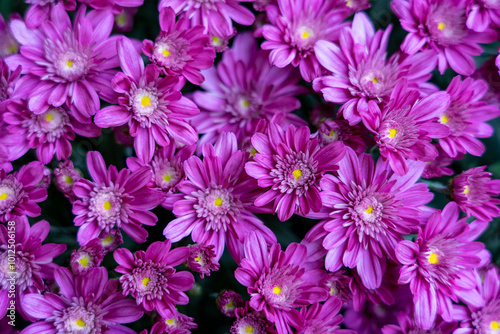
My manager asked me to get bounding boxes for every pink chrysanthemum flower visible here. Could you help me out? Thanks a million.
[0,59,20,109]
[36,166,52,189]
[4,100,101,164]
[0,161,47,222]
[466,0,500,31]
[322,270,352,303]
[217,290,244,317]
[21,266,143,334]
[0,15,19,59]
[382,312,458,334]
[114,7,138,32]
[261,0,351,81]
[158,0,254,38]
[310,148,433,289]
[313,118,373,154]
[143,7,215,85]
[149,310,198,334]
[186,244,220,278]
[97,229,123,254]
[69,239,104,275]
[192,33,307,148]
[450,166,500,221]
[245,121,345,221]
[126,142,196,210]
[422,145,454,179]
[474,57,500,106]
[313,12,438,125]
[5,5,119,122]
[114,240,194,318]
[164,132,276,261]
[391,0,497,76]
[94,37,199,163]
[288,298,355,334]
[0,217,66,321]
[235,232,329,334]
[396,202,487,329]
[437,76,500,158]
[72,151,165,244]
[54,160,82,202]
[453,267,500,334]
[362,80,451,175]
[24,0,77,29]
[231,303,277,334]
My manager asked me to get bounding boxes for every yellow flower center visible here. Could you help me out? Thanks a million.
[440,115,449,124]
[226,300,234,308]
[371,77,379,84]
[45,113,54,121]
[463,185,470,195]
[103,201,112,210]
[0,193,8,200]
[365,205,374,214]
[163,174,172,182]
[245,326,254,333]
[9,264,15,271]
[427,252,439,264]
[388,128,397,138]
[346,0,352,6]
[103,234,113,245]
[78,256,89,267]
[293,169,302,180]
[214,197,223,207]
[76,318,86,327]
[301,31,310,39]
[116,14,127,26]
[64,175,74,184]
[194,254,201,262]
[141,96,152,107]
[8,45,18,54]
[329,130,336,137]
[491,321,500,330]
[273,286,282,295]
[166,319,175,325]
[212,36,221,44]
[142,277,150,286]
[438,22,446,30]
[240,98,250,109]
[67,60,74,68]
[250,148,257,157]
[162,49,171,57]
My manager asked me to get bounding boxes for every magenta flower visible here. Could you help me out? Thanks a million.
[0,14,19,59]
[391,0,496,75]
[24,0,77,29]
[450,166,500,221]
[72,151,165,244]
[0,161,47,222]
[4,100,101,164]
[186,244,220,278]
[437,76,500,158]
[235,232,329,334]
[53,160,82,202]
[245,121,345,221]
[382,313,457,334]
[422,145,454,179]
[69,239,104,275]
[164,132,276,261]
[5,5,119,122]
[453,267,500,334]
[313,118,373,154]
[150,310,198,334]
[114,240,194,318]
[231,303,277,334]
[466,0,500,31]
[143,7,216,85]
[0,217,66,321]
[126,142,196,210]
[396,202,487,329]
[261,0,350,81]
[94,36,199,162]
[313,12,438,125]
[312,148,433,289]
[21,266,143,334]
[217,290,244,317]
[158,0,254,38]
[113,7,138,32]
[0,59,20,109]
[192,33,307,148]
[362,80,451,175]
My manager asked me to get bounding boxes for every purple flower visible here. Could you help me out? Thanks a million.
[453,267,500,334]
[235,232,329,334]
[150,310,198,334]
[192,33,307,148]
[391,0,496,75]
[24,0,77,29]
[94,36,199,163]
[126,142,196,210]
[0,59,20,108]
[72,151,165,244]
[0,161,47,222]
[311,148,433,289]
[0,14,19,59]
[245,121,345,221]
[231,303,277,334]
[261,0,350,81]
[313,12,438,125]
[69,238,104,275]
[114,240,194,318]
[4,100,101,164]
[216,290,244,317]
[287,298,355,334]
[313,117,373,154]
[97,229,123,254]
[422,145,454,179]
[21,267,143,334]
[53,160,82,202]
[114,7,138,32]
[437,76,500,158]
[186,243,220,278]
[158,0,254,38]
[382,313,458,334]
[36,166,52,189]
[143,7,216,85]
[450,166,500,221]
[396,202,487,329]
[164,132,276,261]
[362,80,451,175]
[0,217,66,321]
[466,0,500,31]
[5,5,119,122]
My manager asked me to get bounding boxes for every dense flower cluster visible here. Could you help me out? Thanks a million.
[0,0,499,333]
